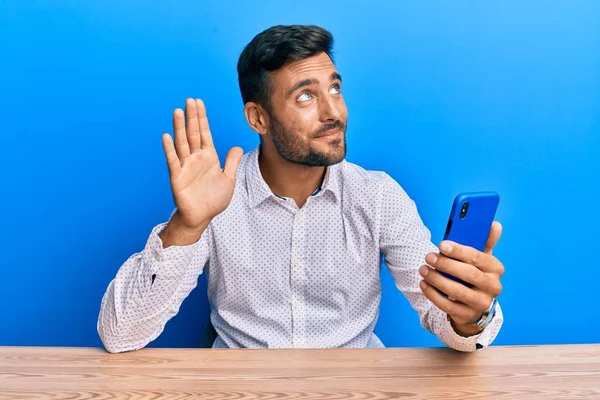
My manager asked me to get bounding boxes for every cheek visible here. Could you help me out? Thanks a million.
[287,107,319,135]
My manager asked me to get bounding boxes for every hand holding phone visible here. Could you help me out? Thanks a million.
[418,191,505,334]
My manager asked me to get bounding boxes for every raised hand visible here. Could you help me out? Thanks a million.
[160,98,243,246]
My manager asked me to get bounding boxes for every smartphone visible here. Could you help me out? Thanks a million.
[438,191,500,289]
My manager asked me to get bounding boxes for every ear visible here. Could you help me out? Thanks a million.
[243,102,269,138]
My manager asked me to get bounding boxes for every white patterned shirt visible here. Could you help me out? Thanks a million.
[98,146,503,353]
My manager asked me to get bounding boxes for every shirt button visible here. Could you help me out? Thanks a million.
[297,211,304,218]
[154,252,163,262]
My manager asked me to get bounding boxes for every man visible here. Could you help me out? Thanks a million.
[98,25,504,353]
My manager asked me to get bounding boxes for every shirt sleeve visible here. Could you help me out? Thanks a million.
[377,174,503,352]
[97,213,211,353]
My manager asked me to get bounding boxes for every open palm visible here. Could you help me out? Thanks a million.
[162,98,243,230]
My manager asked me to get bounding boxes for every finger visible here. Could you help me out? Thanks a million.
[196,99,214,148]
[162,133,181,179]
[419,280,479,325]
[173,108,191,160]
[185,98,201,153]
[223,147,243,182]
[425,253,502,297]
[484,221,503,255]
[419,265,494,312]
[438,241,503,275]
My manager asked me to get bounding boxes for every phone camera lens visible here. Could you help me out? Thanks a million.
[460,202,469,219]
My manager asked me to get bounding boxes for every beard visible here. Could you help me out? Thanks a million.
[268,115,347,167]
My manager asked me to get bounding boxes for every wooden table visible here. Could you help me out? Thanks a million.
[1,344,599,399]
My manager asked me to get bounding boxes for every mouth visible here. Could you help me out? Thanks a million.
[315,128,342,139]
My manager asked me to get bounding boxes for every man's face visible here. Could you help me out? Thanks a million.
[265,52,348,167]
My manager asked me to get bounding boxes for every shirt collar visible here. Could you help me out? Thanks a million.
[245,145,342,208]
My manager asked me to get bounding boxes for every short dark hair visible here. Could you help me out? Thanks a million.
[237,25,334,110]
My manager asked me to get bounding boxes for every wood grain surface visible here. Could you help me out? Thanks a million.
[1,344,599,399]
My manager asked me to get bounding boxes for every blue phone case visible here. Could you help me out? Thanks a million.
[439,191,500,289]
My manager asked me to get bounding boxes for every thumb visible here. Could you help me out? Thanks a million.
[223,147,243,182]
[483,221,502,255]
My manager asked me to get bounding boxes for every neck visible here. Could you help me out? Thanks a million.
[258,145,326,208]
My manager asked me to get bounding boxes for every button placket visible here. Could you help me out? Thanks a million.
[290,207,308,347]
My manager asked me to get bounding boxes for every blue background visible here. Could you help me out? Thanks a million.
[1,1,599,348]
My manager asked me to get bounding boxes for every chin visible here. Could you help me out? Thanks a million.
[326,139,346,160]
[319,147,346,166]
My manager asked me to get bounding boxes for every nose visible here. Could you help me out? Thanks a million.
[319,94,343,122]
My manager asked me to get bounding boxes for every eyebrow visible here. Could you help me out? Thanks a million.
[287,72,343,97]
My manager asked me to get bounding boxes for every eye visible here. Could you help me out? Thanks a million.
[330,83,341,94]
[297,91,313,102]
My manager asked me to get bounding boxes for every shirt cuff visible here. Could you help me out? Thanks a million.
[141,222,208,279]
[430,302,504,352]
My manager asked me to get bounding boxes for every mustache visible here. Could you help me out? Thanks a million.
[313,120,346,137]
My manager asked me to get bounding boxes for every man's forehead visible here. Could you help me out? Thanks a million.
[275,53,337,84]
